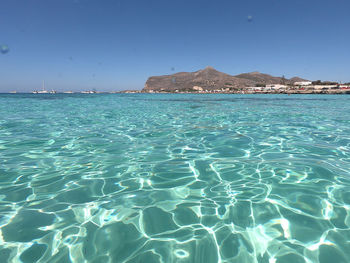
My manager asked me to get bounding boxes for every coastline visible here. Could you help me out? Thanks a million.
[2,90,350,94]
[122,90,350,95]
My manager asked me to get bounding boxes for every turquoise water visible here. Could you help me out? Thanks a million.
[1,94,350,263]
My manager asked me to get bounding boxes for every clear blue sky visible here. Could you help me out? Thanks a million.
[1,0,349,92]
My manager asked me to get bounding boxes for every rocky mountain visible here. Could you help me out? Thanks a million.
[143,67,309,92]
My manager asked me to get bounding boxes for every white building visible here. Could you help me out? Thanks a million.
[246,87,262,91]
[192,86,203,91]
[265,84,287,90]
[294,81,312,86]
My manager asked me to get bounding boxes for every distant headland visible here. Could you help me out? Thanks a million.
[137,67,350,94]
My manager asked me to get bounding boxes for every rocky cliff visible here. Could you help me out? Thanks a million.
[143,67,308,92]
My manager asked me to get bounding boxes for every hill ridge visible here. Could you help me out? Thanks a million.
[143,67,308,92]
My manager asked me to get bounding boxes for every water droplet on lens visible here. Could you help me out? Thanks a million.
[247,15,253,22]
[171,67,175,71]
[1,45,9,54]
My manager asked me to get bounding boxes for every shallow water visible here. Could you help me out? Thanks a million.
[0,94,350,263]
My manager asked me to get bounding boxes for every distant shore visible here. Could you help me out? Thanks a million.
[141,67,350,95]
[5,85,350,95]
[121,89,350,95]
[3,90,350,95]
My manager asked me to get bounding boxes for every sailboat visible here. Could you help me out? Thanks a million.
[37,80,49,93]
[33,81,56,94]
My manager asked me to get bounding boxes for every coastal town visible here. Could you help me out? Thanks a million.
[142,81,350,94]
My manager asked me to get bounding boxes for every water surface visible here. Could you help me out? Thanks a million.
[1,94,350,263]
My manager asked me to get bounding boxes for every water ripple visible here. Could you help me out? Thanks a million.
[0,94,350,263]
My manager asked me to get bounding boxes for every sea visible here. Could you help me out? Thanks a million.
[0,93,350,263]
